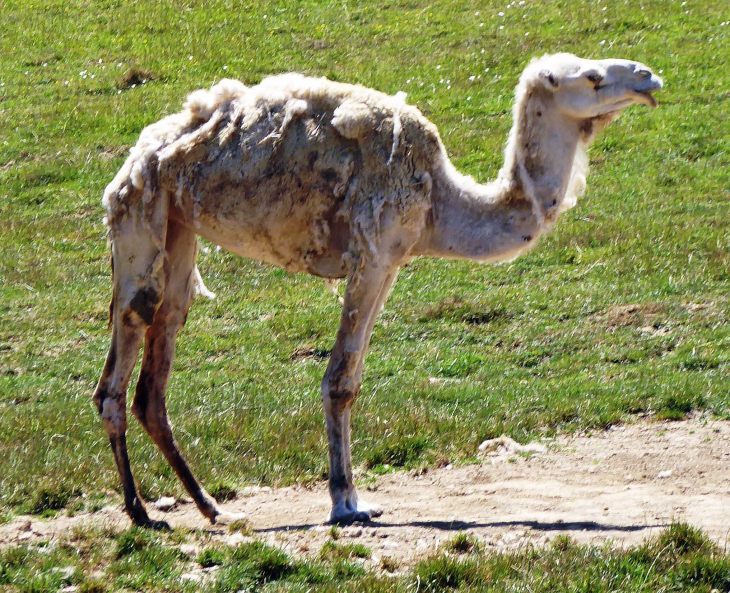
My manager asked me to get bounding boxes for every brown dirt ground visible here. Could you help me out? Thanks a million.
[3,415,730,568]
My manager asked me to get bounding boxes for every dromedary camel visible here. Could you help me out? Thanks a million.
[94,53,663,527]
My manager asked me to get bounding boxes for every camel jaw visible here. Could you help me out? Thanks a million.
[635,90,659,108]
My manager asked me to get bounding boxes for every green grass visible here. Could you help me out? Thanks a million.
[0,0,728,534]
[1,523,729,591]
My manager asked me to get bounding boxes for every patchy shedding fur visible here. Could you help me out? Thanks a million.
[94,54,662,528]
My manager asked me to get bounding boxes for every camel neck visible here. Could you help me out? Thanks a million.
[413,99,585,262]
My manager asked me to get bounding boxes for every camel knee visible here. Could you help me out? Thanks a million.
[322,353,361,408]
[94,387,127,437]
[322,382,359,407]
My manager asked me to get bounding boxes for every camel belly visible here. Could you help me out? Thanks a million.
[164,115,357,277]
[168,177,352,278]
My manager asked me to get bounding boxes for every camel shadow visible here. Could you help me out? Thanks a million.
[256,519,666,535]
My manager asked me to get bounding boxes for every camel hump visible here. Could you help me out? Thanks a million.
[184,78,248,122]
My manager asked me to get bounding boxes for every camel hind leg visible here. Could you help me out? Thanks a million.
[93,193,169,528]
[130,220,241,525]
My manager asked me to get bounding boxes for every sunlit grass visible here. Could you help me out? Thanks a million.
[0,0,728,524]
[1,522,729,591]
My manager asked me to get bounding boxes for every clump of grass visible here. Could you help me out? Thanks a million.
[27,484,81,515]
[445,532,482,555]
[655,521,715,556]
[198,547,226,568]
[419,297,510,326]
[656,394,705,421]
[79,581,107,593]
[414,554,479,590]
[328,525,340,540]
[209,482,237,502]
[551,534,575,552]
[115,528,154,559]
[228,518,253,535]
[319,541,371,561]
[380,556,399,573]
[365,436,430,469]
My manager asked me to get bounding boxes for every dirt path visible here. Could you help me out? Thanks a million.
[3,416,730,565]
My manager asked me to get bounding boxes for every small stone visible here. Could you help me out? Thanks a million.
[51,567,75,581]
[154,496,176,511]
[657,470,673,479]
[179,544,198,556]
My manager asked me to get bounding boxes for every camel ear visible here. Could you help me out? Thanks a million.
[538,69,559,91]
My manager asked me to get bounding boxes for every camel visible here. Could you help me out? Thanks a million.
[94,53,663,527]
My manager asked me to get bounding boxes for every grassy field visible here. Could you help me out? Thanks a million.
[0,0,729,586]
[3,522,730,592]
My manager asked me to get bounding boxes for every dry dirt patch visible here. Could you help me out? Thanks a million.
[3,416,730,566]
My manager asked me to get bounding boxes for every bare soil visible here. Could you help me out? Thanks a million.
[3,416,730,567]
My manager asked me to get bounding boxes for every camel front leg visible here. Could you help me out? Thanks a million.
[323,265,400,524]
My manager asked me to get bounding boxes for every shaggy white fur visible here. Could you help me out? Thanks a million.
[94,54,662,528]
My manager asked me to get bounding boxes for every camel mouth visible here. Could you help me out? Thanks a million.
[636,90,658,108]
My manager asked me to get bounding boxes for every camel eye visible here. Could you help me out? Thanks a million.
[586,72,604,87]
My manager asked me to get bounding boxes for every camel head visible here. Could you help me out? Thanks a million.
[531,53,663,120]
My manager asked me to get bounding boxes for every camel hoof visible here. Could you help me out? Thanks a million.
[355,501,383,518]
[328,509,375,525]
[211,510,246,525]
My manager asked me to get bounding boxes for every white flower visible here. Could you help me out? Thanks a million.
[223,65,228,70]
[466,96,471,101]
[469,75,476,81]
[118,62,123,68]
[498,11,504,16]
[499,25,504,29]
[600,39,606,45]
[524,31,529,36]
[436,65,441,69]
